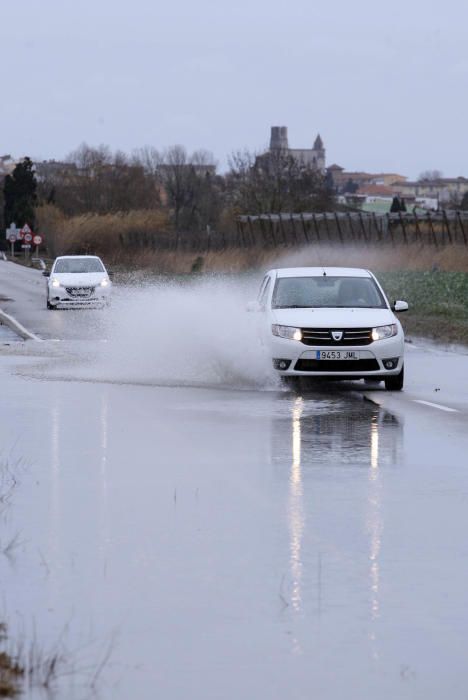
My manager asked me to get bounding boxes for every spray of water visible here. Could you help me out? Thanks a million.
[38,276,279,390]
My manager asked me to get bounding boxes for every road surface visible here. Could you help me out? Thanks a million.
[1,259,468,699]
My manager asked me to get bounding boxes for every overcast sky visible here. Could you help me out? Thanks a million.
[2,0,467,178]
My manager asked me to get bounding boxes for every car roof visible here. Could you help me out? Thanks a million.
[54,255,102,260]
[268,267,372,278]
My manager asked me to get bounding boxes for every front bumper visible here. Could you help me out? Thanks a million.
[48,285,111,307]
[270,335,404,377]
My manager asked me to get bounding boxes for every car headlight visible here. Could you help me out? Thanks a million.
[272,324,303,341]
[371,324,397,341]
[51,278,60,288]
[100,278,110,287]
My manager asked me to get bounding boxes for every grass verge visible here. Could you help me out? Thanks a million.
[378,270,468,345]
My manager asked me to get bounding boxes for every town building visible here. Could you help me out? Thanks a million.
[391,177,468,206]
[34,160,78,182]
[329,167,407,193]
[265,126,326,172]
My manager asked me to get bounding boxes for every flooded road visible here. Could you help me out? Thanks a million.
[2,262,468,698]
[1,348,468,699]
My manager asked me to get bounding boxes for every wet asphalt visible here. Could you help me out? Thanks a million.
[1,260,468,699]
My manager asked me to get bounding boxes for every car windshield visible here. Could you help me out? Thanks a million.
[272,276,387,309]
[54,258,104,273]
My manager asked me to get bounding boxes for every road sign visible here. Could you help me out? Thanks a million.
[24,232,33,243]
[21,244,31,249]
[19,224,32,240]
[8,234,17,243]
[6,223,19,241]
[33,234,43,246]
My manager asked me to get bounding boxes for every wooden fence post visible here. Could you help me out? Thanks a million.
[236,220,243,248]
[387,214,395,246]
[247,216,255,247]
[358,212,367,242]
[398,212,408,244]
[300,213,309,243]
[258,217,267,247]
[268,215,277,247]
[290,214,298,245]
[325,214,334,242]
[347,213,356,242]
[278,214,288,246]
[334,212,344,243]
[312,214,321,242]
[371,213,381,242]
[442,210,453,244]
[457,211,467,245]
[427,213,438,248]
[413,212,422,243]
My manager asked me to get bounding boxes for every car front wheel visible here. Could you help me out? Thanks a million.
[384,366,404,391]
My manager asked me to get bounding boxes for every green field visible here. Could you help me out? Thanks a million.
[379,271,468,345]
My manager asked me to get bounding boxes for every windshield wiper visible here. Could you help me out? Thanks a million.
[273,305,314,309]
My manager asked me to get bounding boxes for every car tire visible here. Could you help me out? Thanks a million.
[384,366,404,391]
[46,299,56,310]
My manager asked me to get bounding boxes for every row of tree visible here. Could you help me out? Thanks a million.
[1,144,336,236]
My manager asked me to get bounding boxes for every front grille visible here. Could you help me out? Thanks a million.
[294,359,380,372]
[66,286,95,298]
[300,327,373,346]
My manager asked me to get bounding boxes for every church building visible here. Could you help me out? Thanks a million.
[268,126,326,172]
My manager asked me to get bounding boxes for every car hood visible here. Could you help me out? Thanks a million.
[51,272,107,286]
[271,307,396,328]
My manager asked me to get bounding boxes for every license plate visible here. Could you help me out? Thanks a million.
[316,350,359,360]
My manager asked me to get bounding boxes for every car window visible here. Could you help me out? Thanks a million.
[54,258,105,273]
[272,276,386,309]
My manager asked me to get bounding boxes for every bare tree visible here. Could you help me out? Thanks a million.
[418,169,443,182]
[131,146,163,177]
[37,143,160,215]
[227,149,335,214]
[156,146,221,232]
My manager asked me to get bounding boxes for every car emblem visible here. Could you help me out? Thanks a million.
[332,331,343,341]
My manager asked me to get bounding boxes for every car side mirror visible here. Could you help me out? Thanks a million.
[246,300,261,312]
[42,270,50,277]
[393,300,408,312]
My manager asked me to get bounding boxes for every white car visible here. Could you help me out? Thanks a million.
[249,267,408,390]
[44,255,112,309]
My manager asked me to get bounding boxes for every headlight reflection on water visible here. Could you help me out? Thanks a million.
[289,396,305,614]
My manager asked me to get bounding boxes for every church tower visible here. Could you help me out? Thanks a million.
[313,134,326,171]
[270,126,289,151]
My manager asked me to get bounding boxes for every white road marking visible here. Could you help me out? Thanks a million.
[0,308,42,341]
[413,399,459,413]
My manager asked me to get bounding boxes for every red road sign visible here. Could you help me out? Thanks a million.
[33,234,42,246]
[24,233,33,243]
[19,224,32,240]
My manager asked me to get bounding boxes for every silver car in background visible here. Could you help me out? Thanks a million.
[44,255,112,309]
